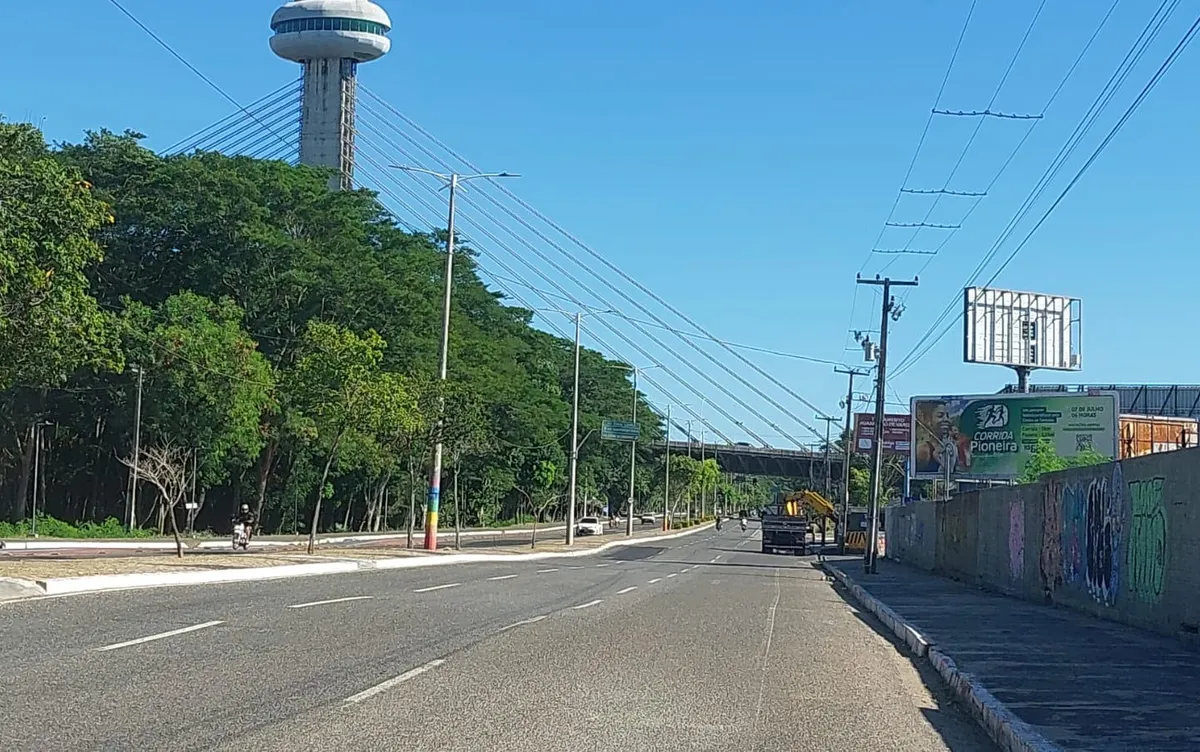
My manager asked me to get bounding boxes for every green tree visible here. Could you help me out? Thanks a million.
[1018,439,1109,484]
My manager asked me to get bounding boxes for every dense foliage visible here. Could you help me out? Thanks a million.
[0,123,777,537]
[1017,438,1108,484]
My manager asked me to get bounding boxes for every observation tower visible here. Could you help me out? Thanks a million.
[270,0,391,190]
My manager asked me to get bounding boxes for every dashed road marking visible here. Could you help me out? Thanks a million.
[96,621,224,652]
[343,659,446,704]
[573,599,603,610]
[648,578,662,584]
[487,575,518,581]
[537,568,559,573]
[667,573,678,578]
[617,586,638,594]
[497,614,549,632]
[288,596,374,610]
[413,583,461,593]
[595,563,610,568]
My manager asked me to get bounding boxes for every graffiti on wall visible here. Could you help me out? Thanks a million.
[1062,464,1125,606]
[1126,476,1167,603]
[1008,500,1025,581]
[1043,464,1128,607]
[1040,480,1064,599]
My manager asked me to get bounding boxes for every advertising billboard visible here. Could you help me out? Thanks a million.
[963,287,1082,371]
[853,413,911,456]
[909,392,1118,481]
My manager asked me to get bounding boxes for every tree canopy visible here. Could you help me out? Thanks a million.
[1,123,787,536]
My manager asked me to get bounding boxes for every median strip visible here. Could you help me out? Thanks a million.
[96,620,224,652]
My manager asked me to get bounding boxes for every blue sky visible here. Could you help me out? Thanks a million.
[5,1,1199,448]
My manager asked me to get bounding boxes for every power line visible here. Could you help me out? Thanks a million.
[360,87,834,442]
[842,0,980,353]
[887,0,1124,287]
[892,6,1199,378]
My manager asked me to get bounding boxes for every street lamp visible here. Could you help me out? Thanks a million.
[392,165,519,552]
[564,308,616,546]
[608,362,660,535]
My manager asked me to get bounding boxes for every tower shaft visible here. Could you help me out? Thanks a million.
[299,58,358,191]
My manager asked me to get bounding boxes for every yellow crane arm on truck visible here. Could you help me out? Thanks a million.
[783,490,836,519]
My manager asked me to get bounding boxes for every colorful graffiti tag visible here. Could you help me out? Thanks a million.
[1126,476,1167,603]
[1008,500,1025,581]
[1040,480,1064,599]
[1046,464,1127,607]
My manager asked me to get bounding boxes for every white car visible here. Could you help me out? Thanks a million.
[576,517,604,536]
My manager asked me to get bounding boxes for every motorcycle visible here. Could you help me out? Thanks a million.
[740,519,747,532]
[232,523,250,551]
[715,517,723,531]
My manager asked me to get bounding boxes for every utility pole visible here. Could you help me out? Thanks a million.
[566,312,582,546]
[817,414,837,546]
[834,367,868,555]
[663,404,671,532]
[390,165,518,552]
[856,275,918,574]
[128,365,144,532]
[30,421,50,537]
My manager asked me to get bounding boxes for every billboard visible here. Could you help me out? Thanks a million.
[963,287,1081,371]
[909,392,1119,481]
[853,413,911,456]
[601,419,639,442]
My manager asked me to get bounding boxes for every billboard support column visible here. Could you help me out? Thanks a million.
[856,275,918,574]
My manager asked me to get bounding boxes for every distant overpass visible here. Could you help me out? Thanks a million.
[650,440,845,478]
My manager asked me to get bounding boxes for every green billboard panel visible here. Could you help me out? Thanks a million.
[909,392,1119,481]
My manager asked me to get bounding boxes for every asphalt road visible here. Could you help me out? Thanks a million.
[1,526,993,751]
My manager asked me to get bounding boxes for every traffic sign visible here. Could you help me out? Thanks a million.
[601,419,639,442]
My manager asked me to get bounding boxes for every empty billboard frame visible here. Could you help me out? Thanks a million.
[963,287,1081,372]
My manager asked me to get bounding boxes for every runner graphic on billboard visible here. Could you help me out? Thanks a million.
[912,398,972,476]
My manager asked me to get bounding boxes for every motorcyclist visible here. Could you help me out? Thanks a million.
[232,504,256,541]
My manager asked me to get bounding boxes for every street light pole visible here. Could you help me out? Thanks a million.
[391,165,518,552]
[566,311,582,546]
[856,275,918,573]
[627,366,637,536]
[663,403,671,532]
[835,367,867,555]
[128,365,144,532]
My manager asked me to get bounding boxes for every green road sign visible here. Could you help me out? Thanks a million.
[601,419,639,442]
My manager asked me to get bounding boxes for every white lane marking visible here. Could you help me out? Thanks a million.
[96,621,224,652]
[537,568,559,573]
[288,596,374,610]
[667,573,678,578]
[573,599,603,610]
[413,583,461,593]
[648,578,662,584]
[497,614,549,632]
[595,563,610,568]
[710,555,721,563]
[752,570,783,734]
[344,659,446,705]
[617,586,637,595]
[487,574,518,581]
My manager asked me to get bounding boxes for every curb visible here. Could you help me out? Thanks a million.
[27,523,716,598]
[2,525,571,552]
[822,563,1061,752]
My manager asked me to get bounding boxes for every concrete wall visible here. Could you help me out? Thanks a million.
[884,447,1200,641]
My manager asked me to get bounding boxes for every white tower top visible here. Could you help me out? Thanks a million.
[270,0,392,63]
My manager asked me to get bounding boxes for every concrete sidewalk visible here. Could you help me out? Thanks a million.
[831,559,1200,751]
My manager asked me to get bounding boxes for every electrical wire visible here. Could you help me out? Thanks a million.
[892,6,1198,378]
[357,91,831,442]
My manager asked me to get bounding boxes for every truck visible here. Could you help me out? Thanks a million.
[759,493,810,556]
[1118,414,1198,459]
